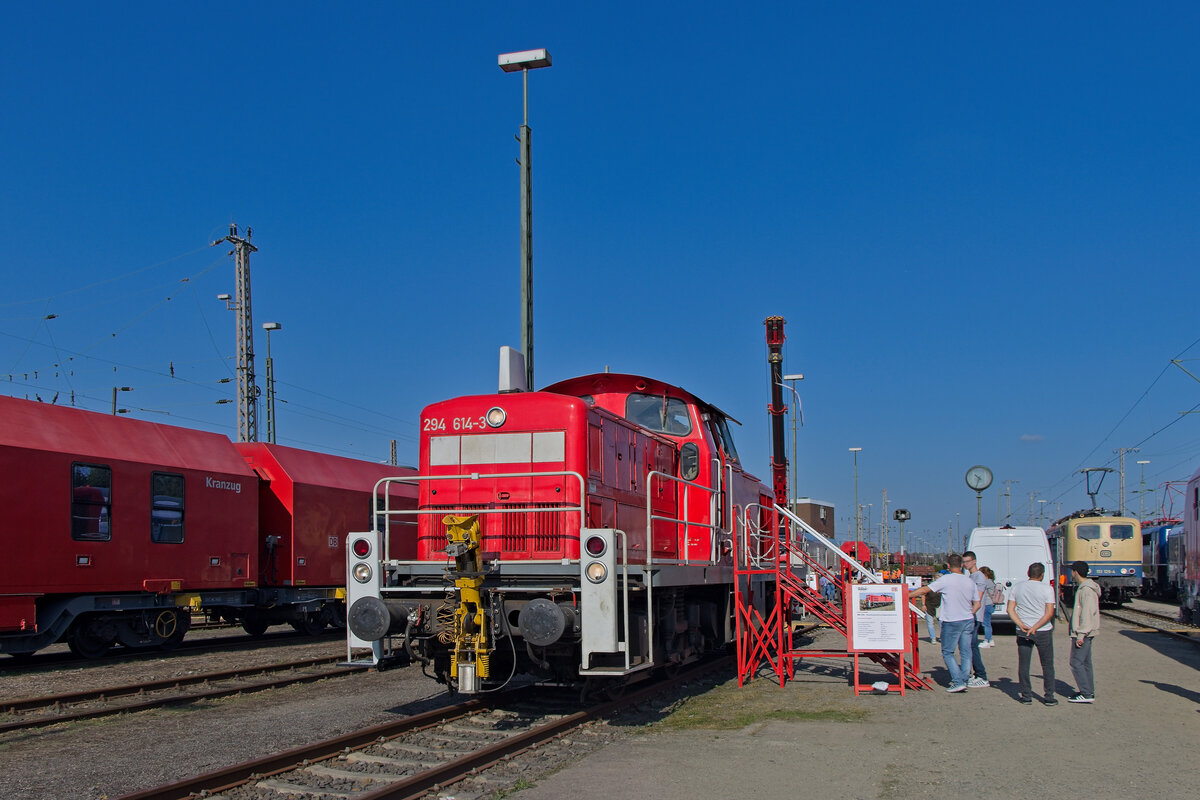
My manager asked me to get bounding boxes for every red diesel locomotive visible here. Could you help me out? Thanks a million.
[0,395,416,658]
[346,372,775,693]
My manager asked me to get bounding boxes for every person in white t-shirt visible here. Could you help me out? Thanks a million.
[1006,562,1057,706]
[910,554,981,693]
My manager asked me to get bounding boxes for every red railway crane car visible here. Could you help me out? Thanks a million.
[235,442,418,633]
[0,395,259,656]
[0,395,420,658]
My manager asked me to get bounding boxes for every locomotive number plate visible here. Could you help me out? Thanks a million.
[424,416,487,432]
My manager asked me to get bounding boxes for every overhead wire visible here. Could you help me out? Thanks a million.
[1036,332,1200,509]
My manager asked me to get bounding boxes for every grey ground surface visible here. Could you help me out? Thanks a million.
[510,614,1199,800]
[1,611,1195,800]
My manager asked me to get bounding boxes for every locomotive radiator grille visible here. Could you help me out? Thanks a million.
[420,503,568,557]
[500,503,565,554]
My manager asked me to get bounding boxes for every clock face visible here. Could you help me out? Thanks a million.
[965,465,993,491]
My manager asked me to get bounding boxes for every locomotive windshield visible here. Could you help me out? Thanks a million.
[625,393,692,436]
[1109,524,1135,540]
[1076,524,1101,541]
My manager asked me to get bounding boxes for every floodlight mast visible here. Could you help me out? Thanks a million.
[499,48,552,392]
[211,223,258,442]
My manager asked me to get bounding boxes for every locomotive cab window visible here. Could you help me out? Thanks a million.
[150,472,185,543]
[679,442,700,481]
[1076,524,1101,541]
[71,463,112,541]
[1109,524,1135,540]
[625,393,692,436]
[705,415,741,464]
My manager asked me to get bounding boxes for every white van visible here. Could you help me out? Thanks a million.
[965,526,1054,621]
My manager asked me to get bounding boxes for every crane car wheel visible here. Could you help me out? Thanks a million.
[67,617,113,659]
[242,617,270,637]
[290,612,326,636]
[156,610,190,650]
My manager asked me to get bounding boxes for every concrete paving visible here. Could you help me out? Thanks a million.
[511,616,1199,799]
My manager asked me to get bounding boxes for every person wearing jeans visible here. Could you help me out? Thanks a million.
[1007,562,1058,706]
[979,566,998,646]
[922,590,941,643]
[962,551,993,687]
[909,553,981,693]
[1067,561,1100,702]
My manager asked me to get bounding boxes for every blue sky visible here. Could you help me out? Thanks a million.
[3,2,1199,551]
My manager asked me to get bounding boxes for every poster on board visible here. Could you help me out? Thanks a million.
[847,583,908,653]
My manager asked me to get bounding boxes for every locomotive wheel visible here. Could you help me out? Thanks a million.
[67,620,112,659]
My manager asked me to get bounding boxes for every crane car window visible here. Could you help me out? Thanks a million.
[71,463,112,541]
[625,393,692,436]
[1108,524,1135,540]
[1076,524,1101,541]
[151,472,185,543]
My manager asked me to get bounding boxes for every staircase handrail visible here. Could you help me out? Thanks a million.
[775,503,928,620]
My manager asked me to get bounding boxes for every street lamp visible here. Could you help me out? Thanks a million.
[262,322,282,444]
[894,508,911,574]
[849,447,862,541]
[499,48,552,392]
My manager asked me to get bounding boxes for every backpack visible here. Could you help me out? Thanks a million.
[990,584,1005,604]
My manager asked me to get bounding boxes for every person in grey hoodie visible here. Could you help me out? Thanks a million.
[1067,561,1100,703]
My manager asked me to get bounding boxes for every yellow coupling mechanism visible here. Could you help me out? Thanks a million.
[443,514,489,686]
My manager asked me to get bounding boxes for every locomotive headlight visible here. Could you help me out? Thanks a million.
[485,406,507,428]
[352,538,371,559]
[585,561,608,584]
[584,535,608,557]
[352,563,373,584]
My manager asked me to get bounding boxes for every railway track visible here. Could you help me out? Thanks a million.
[114,656,732,800]
[4,626,342,670]
[1102,607,1200,646]
[0,655,364,734]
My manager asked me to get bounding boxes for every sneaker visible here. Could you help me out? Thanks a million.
[1067,694,1095,704]
[946,683,967,693]
[930,637,938,644]
[1019,695,1033,705]
[967,677,990,688]
[1043,697,1058,706]
[978,640,995,648]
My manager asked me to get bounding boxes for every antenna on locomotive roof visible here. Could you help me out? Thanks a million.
[499,346,528,393]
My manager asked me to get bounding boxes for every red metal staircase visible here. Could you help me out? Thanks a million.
[734,504,931,691]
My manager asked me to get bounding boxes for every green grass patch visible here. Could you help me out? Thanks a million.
[651,677,868,731]
[494,777,535,797]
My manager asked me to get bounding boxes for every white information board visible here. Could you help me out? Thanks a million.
[847,583,908,653]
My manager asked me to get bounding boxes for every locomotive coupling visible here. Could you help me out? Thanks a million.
[444,514,490,693]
